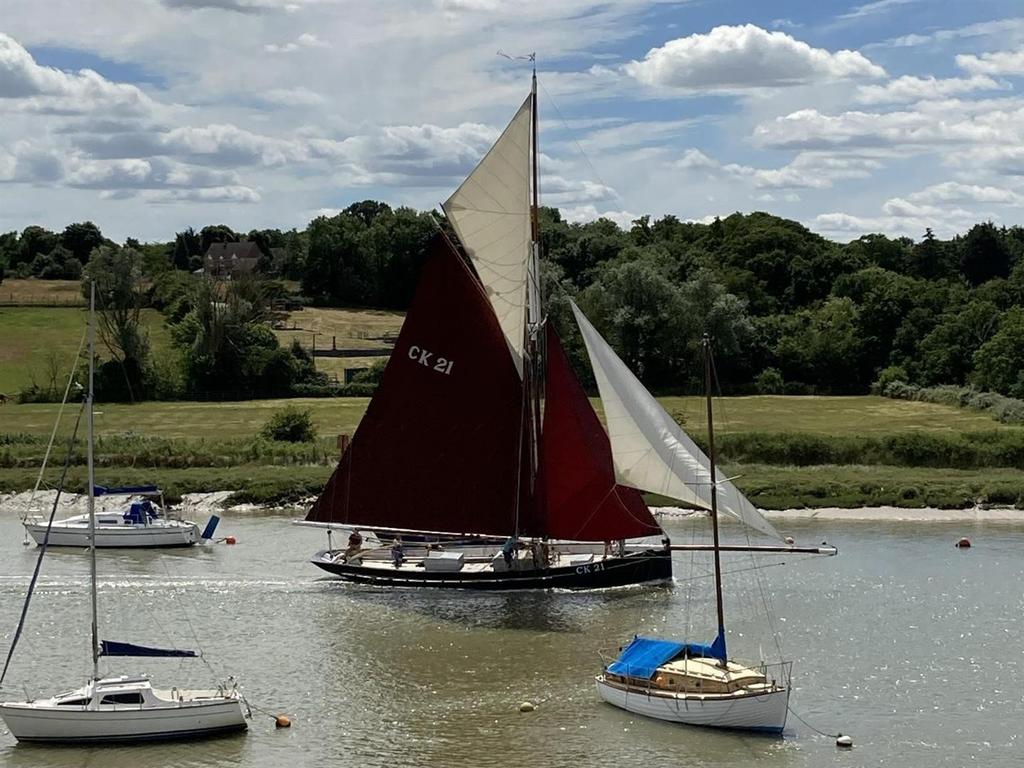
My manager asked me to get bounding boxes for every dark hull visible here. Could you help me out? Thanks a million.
[311,548,672,590]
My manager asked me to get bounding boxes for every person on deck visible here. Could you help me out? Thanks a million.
[390,537,404,568]
[501,537,516,567]
[342,531,363,563]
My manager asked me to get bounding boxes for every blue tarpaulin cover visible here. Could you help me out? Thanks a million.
[94,485,160,497]
[100,641,197,658]
[607,635,725,678]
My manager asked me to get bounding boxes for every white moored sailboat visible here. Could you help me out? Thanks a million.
[0,285,247,744]
[575,304,796,732]
[22,486,203,548]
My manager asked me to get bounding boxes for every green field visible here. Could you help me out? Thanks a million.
[2,395,1023,509]
[1,394,1014,441]
[0,303,394,394]
[0,307,172,395]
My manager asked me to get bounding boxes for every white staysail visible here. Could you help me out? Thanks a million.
[570,302,780,540]
[443,96,532,376]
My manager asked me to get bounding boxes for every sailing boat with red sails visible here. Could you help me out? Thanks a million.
[301,69,671,589]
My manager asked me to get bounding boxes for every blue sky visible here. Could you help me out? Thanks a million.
[1,0,1023,242]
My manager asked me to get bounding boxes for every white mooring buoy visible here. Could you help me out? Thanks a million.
[836,734,853,748]
[519,701,535,713]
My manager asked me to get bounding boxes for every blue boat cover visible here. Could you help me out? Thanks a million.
[123,501,159,524]
[607,635,725,678]
[100,641,197,658]
[94,485,160,497]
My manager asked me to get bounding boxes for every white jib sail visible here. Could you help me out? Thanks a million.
[571,301,780,540]
[443,95,532,376]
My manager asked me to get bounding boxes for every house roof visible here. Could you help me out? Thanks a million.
[204,241,262,273]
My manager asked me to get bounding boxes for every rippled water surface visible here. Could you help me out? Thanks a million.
[1,512,1022,767]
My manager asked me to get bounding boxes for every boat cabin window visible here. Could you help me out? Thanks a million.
[100,692,144,705]
[57,697,90,706]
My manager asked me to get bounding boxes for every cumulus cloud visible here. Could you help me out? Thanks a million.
[0,142,63,183]
[64,157,242,190]
[957,49,1024,76]
[625,24,885,89]
[948,145,1024,176]
[264,33,325,53]
[907,181,1024,206]
[144,186,261,203]
[856,74,1005,104]
[815,194,984,241]
[753,105,1024,151]
[0,33,155,115]
[561,205,637,229]
[542,175,617,205]
[678,148,883,189]
[677,148,717,169]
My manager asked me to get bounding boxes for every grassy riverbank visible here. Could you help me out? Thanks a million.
[1,395,1022,510]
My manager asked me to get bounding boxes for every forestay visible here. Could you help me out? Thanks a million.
[442,96,532,376]
[570,302,780,540]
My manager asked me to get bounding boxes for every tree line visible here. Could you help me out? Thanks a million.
[3,203,1024,400]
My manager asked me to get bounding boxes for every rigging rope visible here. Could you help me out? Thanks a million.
[29,328,87,500]
[786,703,842,739]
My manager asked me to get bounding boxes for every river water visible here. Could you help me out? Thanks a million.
[0,511,1021,767]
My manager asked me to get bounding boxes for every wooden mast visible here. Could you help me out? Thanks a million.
[702,333,727,662]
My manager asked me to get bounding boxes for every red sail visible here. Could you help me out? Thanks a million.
[306,236,535,536]
[540,325,662,541]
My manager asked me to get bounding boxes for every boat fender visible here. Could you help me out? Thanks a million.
[519,701,535,713]
[275,715,292,728]
[835,734,853,748]
[784,536,794,545]
[955,537,971,548]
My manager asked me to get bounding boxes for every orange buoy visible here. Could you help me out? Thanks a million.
[955,537,971,549]
[275,715,291,728]
[224,536,237,545]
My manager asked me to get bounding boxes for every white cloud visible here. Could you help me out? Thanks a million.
[64,156,242,190]
[856,74,1005,104]
[261,87,326,107]
[677,148,717,169]
[907,181,1024,206]
[144,186,261,203]
[561,205,636,229]
[542,175,617,204]
[838,0,919,20]
[948,145,1024,176]
[871,18,1024,48]
[625,24,884,90]
[264,32,326,53]
[161,0,285,13]
[678,148,883,189]
[753,104,1024,151]
[957,49,1024,76]
[0,33,155,115]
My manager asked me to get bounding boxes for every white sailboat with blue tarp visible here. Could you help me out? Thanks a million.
[581,307,793,732]
[0,285,247,744]
[22,484,207,548]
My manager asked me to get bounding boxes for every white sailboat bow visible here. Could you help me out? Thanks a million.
[570,300,780,540]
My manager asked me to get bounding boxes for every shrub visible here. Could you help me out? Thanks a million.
[871,365,908,395]
[754,367,784,395]
[259,406,317,443]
